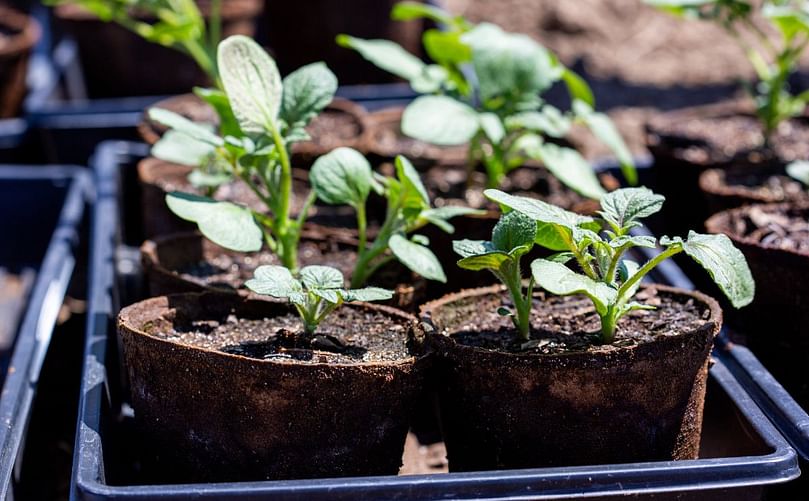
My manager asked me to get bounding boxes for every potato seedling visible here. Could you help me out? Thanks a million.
[338,2,636,196]
[147,35,338,271]
[245,265,392,335]
[648,0,809,142]
[309,147,480,287]
[46,0,223,84]
[455,187,755,343]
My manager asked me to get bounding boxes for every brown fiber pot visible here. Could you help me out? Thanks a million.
[140,231,426,311]
[138,95,371,166]
[645,100,809,236]
[54,0,262,97]
[420,284,721,471]
[705,203,809,407]
[0,6,40,119]
[699,165,809,216]
[119,292,428,482]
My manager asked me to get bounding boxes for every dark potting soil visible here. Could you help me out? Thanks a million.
[713,169,809,203]
[441,288,710,355]
[176,239,407,291]
[299,109,363,151]
[726,204,809,252]
[421,163,606,212]
[650,114,809,165]
[148,306,411,364]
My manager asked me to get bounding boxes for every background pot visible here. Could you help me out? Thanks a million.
[699,166,809,216]
[706,203,809,409]
[53,0,263,97]
[420,284,721,471]
[645,100,809,236]
[119,292,427,482]
[140,231,425,310]
[0,6,40,119]
[261,0,424,84]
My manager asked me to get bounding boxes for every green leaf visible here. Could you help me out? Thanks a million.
[453,239,492,258]
[280,62,338,128]
[300,265,344,290]
[573,100,636,185]
[531,259,617,316]
[151,130,216,166]
[395,155,430,207]
[680,231,755,308]
[165,192,263,252]
[389,234,446,282]
[391,1,456,25]
[336,35,426,82]
[344,287,395,302]
[457,250,511,271]
[561,68,595,108]
[310,147,373,206]
[506,108,571,137]
[193,87,242,138]
[617,259,643,300]
[218,35,283,134]
[479,112,506,144]
[492,211,537,253]
[609,234,657,249]
[402,95,479,146]
[245,265,302,298]
[787,160,809,186]
[410,64,449,94]
[423,29,472,65]
[599,187,665,232]
[188,169,231,189]
[462,23,561,103]
[147,108,223,146]
[530,142,606,200]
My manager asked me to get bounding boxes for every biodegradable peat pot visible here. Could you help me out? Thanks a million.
[138,95,371,166]
[119,292,427,482]
[706,203,809,407]
[263,0,424,84]
[140,231,425,311]
[646,100,809,235]
[365,107,468,168]
[53,0,263,97]
[699,165,809,216]
[420,284,721,471]
[0,6,40,119]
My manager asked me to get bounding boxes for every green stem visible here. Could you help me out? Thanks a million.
[268,125,297,270]
[356,202,368,254]
[502,265,531,341]
[616,246,682,300]
[600,305,618,344]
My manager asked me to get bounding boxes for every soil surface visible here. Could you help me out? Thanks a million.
[438,288,710,355]
[706,168,809,203]
[418,163,613,212]
[297,108,364,151]
[724,204,809,252]
[147,305,411,364]
[649,113,809,165]
[176,239,408,291]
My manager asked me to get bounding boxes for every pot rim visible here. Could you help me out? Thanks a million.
[705,201,809,260]
[698,166,793,204]
[118,292,425,369]
[0,6,41,60]
[419,282,722,361]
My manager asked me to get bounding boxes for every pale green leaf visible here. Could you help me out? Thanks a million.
[165,192,262,252]
[245,265,302,298]
[787,160,809,186]
[479,112,506,144]
[530,142,606,200]
[506,108,571,137]
[389,234,446,282]
[599,187,665,232]
[147,108,223,146]
[395,155,430,207]
[300,265,344,290]
[310,147,373,206]
[681,231,755,308]
[218,35,282,134]
[336,35,425,81]
[573,100,636,185]
[344,287,395,302]
[151,129,216,166]
[281,62,338,127]
[492,211,537,252]
[402,95,479,146]
[531,259,617,316]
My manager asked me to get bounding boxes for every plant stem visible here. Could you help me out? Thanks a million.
[616,246,682,300]
[356,202,368,255]
[600,305,618,344]
[269,125,297,270]
[502,264,531,341]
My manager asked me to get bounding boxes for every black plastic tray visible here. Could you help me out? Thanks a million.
[70,140,799,500]
[0,165,91,500]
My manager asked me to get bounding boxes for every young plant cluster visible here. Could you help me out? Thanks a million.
[649,0,809,142]
[455,187,755,343]
[339,1,636,196]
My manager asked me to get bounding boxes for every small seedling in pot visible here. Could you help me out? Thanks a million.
[245,265,392,335]
[46,0,224,84]
[648,0,809,143]
[456,187,756,343]
[309,147,481,287]
[147,35,338,271]
[339,1,636,196]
